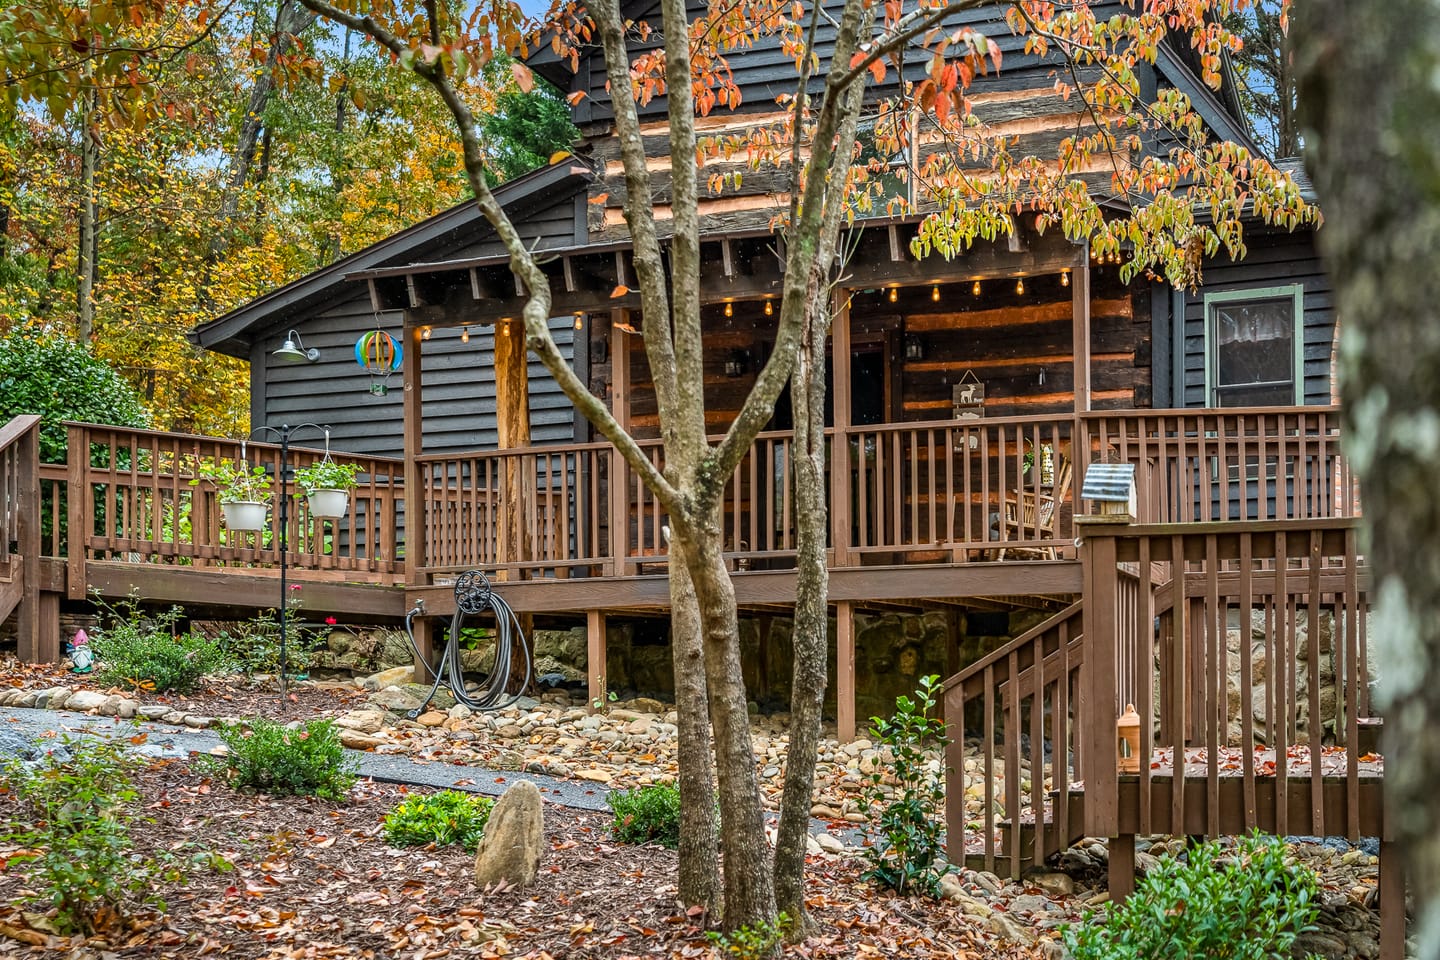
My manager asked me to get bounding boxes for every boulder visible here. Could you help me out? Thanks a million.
[1025,871,1075,896]
[399,683,455,711]
[363,665,414,692]
[989,912,1035,945]
[473,780,545,888]
[338,729,387,751]
[334,709,388,734]
[65,690,110,712]
[369,686,424,714]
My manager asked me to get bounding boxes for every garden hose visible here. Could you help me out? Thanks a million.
[401,570,533,717]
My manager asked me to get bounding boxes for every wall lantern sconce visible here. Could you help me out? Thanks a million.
[724,350,749,378]
[274,330,319,363]
[904,334,925,362]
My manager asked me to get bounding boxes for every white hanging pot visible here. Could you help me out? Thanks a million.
[222,500,269,531]
[306,488,350,520]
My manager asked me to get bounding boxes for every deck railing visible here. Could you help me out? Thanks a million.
[61,423,405,585]
[942,600,1086,876]
[1081,517,1373,842]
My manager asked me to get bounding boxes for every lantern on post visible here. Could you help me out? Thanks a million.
[1117,703,1141,773]
[1080,462,1137,522]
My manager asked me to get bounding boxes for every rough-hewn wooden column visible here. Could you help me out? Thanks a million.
[495,317,532,571]
[607,311,632,576]
[1071,250,1092,413]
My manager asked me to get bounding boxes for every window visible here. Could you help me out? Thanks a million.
[1203,285,1304,407]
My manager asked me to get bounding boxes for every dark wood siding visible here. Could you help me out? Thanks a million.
[1177,227,1335,407]
[256,292,576,457]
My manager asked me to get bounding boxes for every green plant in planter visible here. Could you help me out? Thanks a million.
[292,460,361,494]
[192,457,272,503]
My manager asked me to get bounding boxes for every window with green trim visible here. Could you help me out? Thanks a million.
[1203,284,1305,407]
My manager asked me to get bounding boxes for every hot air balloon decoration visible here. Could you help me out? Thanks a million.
[356,329,402,396]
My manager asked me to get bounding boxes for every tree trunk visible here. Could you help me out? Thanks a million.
[683,511,776,930]
[668,536,721,914]
[211,0,315,258]
[76,89,98,344]
[1294,2,1440,950]
[772,292,831,928]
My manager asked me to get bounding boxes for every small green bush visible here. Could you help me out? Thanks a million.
[0,736,165,934]
[383,790,494,850]
[90,595,228,693]
[706,912,791,959]
[860,674,950,896]
[605,783,681,848]
[213,718,356,800]
[1063,832,1320,960]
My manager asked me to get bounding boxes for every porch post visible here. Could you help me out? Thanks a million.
[1072,249,1092,412]
[608,311,632,576]
[831,290,854,566]
[836,600,857,741]
[495,317,532,572]
[16,418,39,661]
[401,314,433,680]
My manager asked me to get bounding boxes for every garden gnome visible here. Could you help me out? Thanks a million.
[69,629,93,674]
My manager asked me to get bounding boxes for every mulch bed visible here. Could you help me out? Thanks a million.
[2,660,366,722]
[0,759,1035,959]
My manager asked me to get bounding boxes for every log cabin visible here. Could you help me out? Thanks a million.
[6,4,1398,949]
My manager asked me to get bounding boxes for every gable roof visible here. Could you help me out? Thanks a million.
[188,162,586,359]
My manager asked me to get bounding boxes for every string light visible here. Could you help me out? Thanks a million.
[1060,269,1070,288]
[724,301,734,317]
[461,325,470,343]
[1015,277,1025,295]
[888,287,899,303]
[574,312,584,330]
[764,299,773,316]
[931,284,941,302]
[972,280,982,297]
[420,326,432,341]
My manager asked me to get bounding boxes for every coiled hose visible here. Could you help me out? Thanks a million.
[402,570,532,717]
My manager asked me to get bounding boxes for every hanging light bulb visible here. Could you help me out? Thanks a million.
[764,298,774,316]
[724,301,734,317]
[574,312,584,330]
[421,326,432,341]
[1015,277,1025,295]
[972,279,982,297]
[931,284,941,302]
[1060,269,1070,288]
[888,287,899,303]
[461,325,470,344]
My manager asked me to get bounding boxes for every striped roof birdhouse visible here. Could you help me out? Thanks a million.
[1080,463,1137,522]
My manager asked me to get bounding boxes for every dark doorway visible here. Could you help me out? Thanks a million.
[851,347,886,425]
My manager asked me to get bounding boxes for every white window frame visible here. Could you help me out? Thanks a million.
[1203,284,1305,407]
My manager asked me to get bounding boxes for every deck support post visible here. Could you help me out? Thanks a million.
[836,600,856,741]
[34,591,60,665]
[1107,833,1135,902]
[410,616,435,684]
[1379,839,1406,960]
[401,315,431,683]
[587,609,607,714]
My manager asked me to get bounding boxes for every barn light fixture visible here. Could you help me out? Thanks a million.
[273,330,319,363]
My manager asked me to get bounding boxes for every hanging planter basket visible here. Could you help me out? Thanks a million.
[222,500,269,531]
[306,488,351,520]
